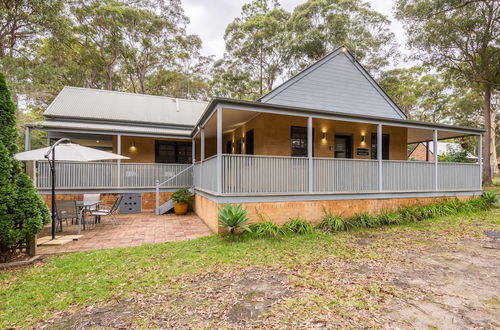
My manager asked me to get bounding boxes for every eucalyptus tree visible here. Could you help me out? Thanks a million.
[224,0,291,95]
[379,66,449,122]
[395,0,500,183]
[287,0,398,74]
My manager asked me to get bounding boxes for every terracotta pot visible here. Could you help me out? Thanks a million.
[174,203,188,215]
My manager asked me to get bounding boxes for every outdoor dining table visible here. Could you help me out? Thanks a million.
[75,201,99,235]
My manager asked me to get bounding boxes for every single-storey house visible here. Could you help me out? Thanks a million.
[26,47,484,232]
[409,142,478,162]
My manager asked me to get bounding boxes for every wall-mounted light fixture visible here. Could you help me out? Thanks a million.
[130,140,137,151]
[361,135,366,143]
[322,132,327,140]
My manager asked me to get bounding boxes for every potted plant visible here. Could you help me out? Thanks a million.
[171,188,194,215]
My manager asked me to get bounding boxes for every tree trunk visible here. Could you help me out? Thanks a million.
[491,109,498,174]
[482,83,492,184]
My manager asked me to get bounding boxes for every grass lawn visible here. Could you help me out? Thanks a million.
[484,175,500,194]
[1,208,499,328]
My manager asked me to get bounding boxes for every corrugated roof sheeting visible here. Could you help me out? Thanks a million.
[45,86,208,126]
[32,120,191,137]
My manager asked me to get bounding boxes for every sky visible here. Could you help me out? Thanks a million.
[182,0,409,65]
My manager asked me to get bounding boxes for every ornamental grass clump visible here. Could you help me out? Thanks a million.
[282,217,314,235]
[218,204,251,234]
[246,221,282,238]
[482,191,498,205]
[317,210,345,232]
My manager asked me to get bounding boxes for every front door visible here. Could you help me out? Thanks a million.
[334,134,352,158]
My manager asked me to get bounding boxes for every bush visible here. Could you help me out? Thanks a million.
[247,222,282,238]
[0,73,49,262]
[282,217,314,235]
[218,204,251,234]
[376,211,403,225]
[482,191,498,205]
[317,211,345,232]
[171,187,193,204]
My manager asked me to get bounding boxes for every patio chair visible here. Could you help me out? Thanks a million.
[89,195,123,225]
[55,200,78,231]
[83,193,100,211]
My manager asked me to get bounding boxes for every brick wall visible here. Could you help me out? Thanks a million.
[41,191,173,212]
[409,143,434,161]
[195,194,473,234]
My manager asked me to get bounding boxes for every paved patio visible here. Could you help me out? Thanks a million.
[37,212,212,254]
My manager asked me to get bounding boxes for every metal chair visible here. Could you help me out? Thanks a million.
[89,195,123,225]
[83,193,100,211]
[55,200,78,231]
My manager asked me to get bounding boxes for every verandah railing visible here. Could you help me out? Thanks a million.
[36,161,192,189]
[193,154,481,195]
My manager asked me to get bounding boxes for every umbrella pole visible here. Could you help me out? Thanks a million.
[51,148,56,240]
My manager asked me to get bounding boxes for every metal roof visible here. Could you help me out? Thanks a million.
[44,86,208,126]
[29,120,192,137]
[192,97,484,137]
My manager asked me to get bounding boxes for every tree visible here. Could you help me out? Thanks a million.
[224,0,290,96]
[379,66,449,122]
[0,73,49,262]
[395,0,500,183]
[288,0,398,74]
[210,58,261,100]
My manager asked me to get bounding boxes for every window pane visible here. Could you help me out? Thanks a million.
[291,126,308,157]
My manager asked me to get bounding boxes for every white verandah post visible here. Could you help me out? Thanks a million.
[25,126,31,151]
[478,133,482,189]
[307,116,313,193]
[377,124,382,192]
[433,129,438,190]
[192,138,196,164]
[117,134,121,188]
[201,127,205,161]
[216,107,222,194]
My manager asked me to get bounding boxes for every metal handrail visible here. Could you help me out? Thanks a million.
[155,164,194,215]
[158,164,194,187]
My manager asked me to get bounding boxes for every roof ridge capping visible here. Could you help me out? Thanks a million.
[62,86,208,104]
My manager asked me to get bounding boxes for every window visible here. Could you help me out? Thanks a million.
[370,133,389,160]
[291,126,313,157]
[246,129,254,155]
[226,140,232,154]
[155,141,192,164]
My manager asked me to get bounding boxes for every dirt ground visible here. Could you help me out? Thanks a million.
[37,227,500,329]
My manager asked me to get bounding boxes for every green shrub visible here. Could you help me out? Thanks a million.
[218,204,251,234]
[0,73,50,262]
[348,212,380,228]
[282,217,314,235]
[171,187,193,204]
[377,211,403,225]
[482,191,498,205]
[317,211,345,232]
[247,222,282,238]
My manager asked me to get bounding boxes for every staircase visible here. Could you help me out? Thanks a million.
[155,164,194,215]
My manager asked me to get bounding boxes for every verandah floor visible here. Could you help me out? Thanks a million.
[36,212,212,254]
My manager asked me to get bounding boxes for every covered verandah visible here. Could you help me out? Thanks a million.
[191,99,483,197]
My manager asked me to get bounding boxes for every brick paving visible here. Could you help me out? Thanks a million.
[37,212,212,255]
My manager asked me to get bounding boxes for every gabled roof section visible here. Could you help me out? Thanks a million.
[259,47,407,120]
[44,86,208,126]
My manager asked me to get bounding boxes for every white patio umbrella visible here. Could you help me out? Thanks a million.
[15,138,129,239]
